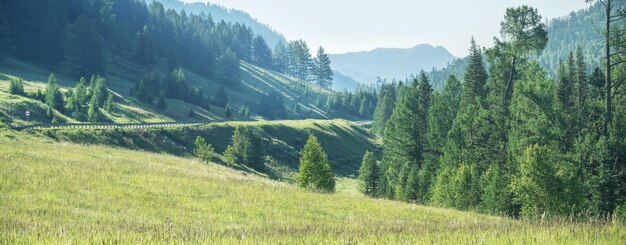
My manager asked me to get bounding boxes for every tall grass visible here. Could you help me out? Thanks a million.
[0,131,623,243]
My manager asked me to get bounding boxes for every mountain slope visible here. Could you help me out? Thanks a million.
[329,44,456,84]
[1,131,623,243]
[156,0,287,47]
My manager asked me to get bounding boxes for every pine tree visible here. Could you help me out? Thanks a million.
[358,151,380,197]
[252,35,273,68]
[312,46,333,88]
[218,48,241,85]
[156,90,167,110]
[45,74,64,113]
[87,95,101,122]
[64,15,105,77]
[297,134,335,192]
[214,86,229,107]
[194,136,215,163]
[224,104,232,119]
[380,79,422,200]
[104,93,114,112]
[462,38,488,104]
[227,126,263,169]
[272,42,289,73]
[372,84,396,135]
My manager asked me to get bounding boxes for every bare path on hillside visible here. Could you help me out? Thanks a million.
[14,119,372,131]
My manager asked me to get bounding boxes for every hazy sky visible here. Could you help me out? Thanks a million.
[182,0,591,57]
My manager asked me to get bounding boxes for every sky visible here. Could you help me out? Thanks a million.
[182,0,591,57]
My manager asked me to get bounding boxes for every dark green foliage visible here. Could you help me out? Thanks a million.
[272,42,289,73]
[156,90,167,111]
[224,104,232,119]
[194,136,215,163]
[218,48,241,85]
[358,151,380,197]
[188,108,194,118]
[256,91,287,120]
[381,79,423,200]
[104,93,114,112]
[8,77,24,95]
[0,1,11,59]
[87,95,101,123]
[312,46,333,88]
[214,86,229,108]
[372,83,396,135]
[45,74,64,113]
[287,40,313,81]
[462,38,488,103]
[226,127,263,170]
[64,15,104,77]
[297,135,335,192]
[252,35,273,68]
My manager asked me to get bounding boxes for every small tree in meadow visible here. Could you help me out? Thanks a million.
[194,136,214,163]
[297,134,335,192]
[358,151,380,197]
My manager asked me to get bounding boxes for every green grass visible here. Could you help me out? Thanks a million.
[0,56,342,127]
[38,119,379,181]
[0,131,623,243]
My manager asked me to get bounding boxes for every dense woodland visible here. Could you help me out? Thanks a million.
[0,0,349,120]
[363,4,626,218]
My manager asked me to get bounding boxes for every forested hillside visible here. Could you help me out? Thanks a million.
[155,0,287,48]
[0,0,378,125]
[366,5,626,219]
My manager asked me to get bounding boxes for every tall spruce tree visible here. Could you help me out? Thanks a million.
[358,151,380,197]
[252,35,273,68]
[313,46,333,88]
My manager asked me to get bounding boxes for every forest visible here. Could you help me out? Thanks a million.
[362,5,626,218]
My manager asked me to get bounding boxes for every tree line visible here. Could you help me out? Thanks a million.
[360,5,626,219]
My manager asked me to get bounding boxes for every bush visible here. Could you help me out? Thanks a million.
[9,77,25,95]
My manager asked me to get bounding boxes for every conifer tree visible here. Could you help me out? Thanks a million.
[372,84,396,135]
[297,134,335,192]
[87,95,101,122]
[252,35,273,68]
[156,90,167,110]
[214,86,229,107]
[45,74,64,113]
[358,151,380,197]
[381,79,422,200]
[194,136,215,163]
[64,15,105,77]
[104,93,114,112]
[312,46,333,88]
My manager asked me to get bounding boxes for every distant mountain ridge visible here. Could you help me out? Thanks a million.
[329,44,456,84]
[155,0,287,47]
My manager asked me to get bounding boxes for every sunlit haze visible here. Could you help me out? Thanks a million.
[181,0,590,56]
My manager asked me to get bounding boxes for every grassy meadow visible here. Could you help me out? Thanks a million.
[0,130,624,244]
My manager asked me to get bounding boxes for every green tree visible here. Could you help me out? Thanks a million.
[312,46,333,88]
[194,136,215,163]
[104,93,114,112]
[224,104,232,119]
[372,83,396,135]
[227,127,263,169]
[156,90,167,110]
[297,134,335,192]
[218,48,241,85]
[358,151,380,197]
[252,35,273,68]
[462,38,488,104]
[64,15,104,77]
[512,144,564,217]
[8,77,24,95]
[214,86,229,107]
[87,95,101,122]
[381,80,422,200]
[45,74,64,113]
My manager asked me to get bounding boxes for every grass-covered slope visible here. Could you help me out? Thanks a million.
[39,119,377,181]
[0,132,623,243]
[0,57,335,127]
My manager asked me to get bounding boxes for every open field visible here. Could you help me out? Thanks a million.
[0,130,624,244]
